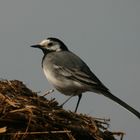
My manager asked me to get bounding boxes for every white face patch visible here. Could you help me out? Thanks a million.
[39,39,50,46]
[50,44,61,52]
[39,39,61,52]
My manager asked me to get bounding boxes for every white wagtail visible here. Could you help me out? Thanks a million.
[31,37,140,119]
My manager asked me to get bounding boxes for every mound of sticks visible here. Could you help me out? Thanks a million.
[0,80,124,140]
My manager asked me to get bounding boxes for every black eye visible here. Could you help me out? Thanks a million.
[48,42,53,47]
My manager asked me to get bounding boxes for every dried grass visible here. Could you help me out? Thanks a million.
[0,80,124,140]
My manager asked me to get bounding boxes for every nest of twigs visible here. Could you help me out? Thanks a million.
[0,80,124,140]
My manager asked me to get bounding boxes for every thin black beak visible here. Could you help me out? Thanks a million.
[30,44,42,48]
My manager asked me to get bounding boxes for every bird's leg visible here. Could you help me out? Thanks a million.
[59,95,74,108]
[75,94,82,112]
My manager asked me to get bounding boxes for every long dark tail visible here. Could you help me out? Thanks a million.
[102,91,140,119]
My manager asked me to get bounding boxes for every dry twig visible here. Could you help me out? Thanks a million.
[0,80,124,140]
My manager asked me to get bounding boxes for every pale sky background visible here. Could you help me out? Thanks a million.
[0,0,140,139]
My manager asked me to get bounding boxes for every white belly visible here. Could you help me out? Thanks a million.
[43,67,86,96]
[43,68,62,87]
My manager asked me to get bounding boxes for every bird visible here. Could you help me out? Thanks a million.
[30,37,140,119]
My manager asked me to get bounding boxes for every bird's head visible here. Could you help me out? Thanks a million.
[31,38,69,54]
